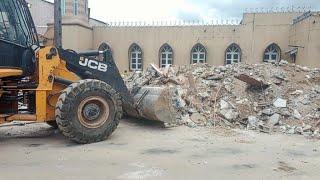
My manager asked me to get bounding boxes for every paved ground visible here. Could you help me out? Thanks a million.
[0,119,320,180]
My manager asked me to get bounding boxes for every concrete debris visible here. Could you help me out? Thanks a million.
[262,108,274,116]
[220,109,239,122]
[247,116,258,128]
[273,98,287,108]
[293,109,302,120]
[268,114,280,127]
[125,62,320,138]
[235,74,269,89]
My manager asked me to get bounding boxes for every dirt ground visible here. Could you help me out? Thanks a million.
[0,119,320,180]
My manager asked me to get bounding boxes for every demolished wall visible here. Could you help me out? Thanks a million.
[126,61,320,138]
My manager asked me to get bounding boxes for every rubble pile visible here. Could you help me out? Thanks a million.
[125,61,320,137]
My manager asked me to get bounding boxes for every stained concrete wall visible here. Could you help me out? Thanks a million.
[26,0,54,34]
[92,12,311,72]
[62,25,93,51]
[290,13,320,68]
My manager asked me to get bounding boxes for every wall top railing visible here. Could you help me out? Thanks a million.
[244,6,313,14]
[100,6,318,27]
[104,19,243,27]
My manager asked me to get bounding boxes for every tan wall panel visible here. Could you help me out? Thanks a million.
[62,25,93,52]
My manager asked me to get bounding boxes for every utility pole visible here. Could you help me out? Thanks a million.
[54,0,62,48]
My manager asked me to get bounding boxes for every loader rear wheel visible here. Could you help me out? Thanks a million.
[55,79,123,144]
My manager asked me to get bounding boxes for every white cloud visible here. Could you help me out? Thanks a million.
[46,0,320,22]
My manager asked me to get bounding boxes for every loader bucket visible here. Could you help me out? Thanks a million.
[125,86,178,124]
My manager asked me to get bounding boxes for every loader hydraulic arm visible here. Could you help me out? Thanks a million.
[57,48,135,107]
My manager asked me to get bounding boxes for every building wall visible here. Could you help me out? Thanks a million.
[92,12,312,73]
[63,0,89,27]
[25,0,319,70]
[26,0,54,35]
[62,25,93,51]
[290,13,320,67]
[26,0,104,35]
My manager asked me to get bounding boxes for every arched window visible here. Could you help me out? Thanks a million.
[73,0,78,15]
[191,43,206,64]
[98,43,111,52]
[159,44,173,68]
[98,43,112,62]
[225,43,241,65]
[129,44,142,71]
[264,43,281,62]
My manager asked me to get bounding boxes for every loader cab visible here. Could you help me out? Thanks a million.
[0,0,39,77]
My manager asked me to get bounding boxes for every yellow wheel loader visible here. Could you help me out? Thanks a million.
[0,0,176,143]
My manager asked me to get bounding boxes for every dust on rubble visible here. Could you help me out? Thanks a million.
[125,60,320,138]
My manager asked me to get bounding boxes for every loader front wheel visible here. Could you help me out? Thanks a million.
[55,79,123,144]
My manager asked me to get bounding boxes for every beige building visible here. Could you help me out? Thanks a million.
[30,0,320,71]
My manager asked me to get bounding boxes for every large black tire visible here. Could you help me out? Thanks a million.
[55,79,123,144]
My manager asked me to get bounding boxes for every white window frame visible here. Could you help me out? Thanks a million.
[61,0,66,16]
[130,45,142,71]
[226,44,241,65]
[264,44,280,63]
[73,0,78,15]
[191,44,206,64]
[84,0,88,15]
[160,45,173,68]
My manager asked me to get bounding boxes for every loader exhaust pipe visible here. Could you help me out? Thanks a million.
[54,0,62,48]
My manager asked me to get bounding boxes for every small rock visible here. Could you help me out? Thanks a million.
[220,109,239,121]
[273,98,287,108]
[301,66,310,72]
[314,86,320,94]
[198,92,210,99]
[280,126,287,132]
[220,100,230,110]
[279,109,291,117]
[190,113,206,123]
[287,126,296,134]
[188,108,198,113]
[296,126,303,134]
[279,60,289,66]
[268,113,280,126]
[262,108,274,116]
[181,115,197,128]
[302,132,313,136]
[219,66,227,72]
[293,109,302,120]
[206,74,223,81]
[247,116,258,128]
[290,90,304,95]
[274,73,287,81]
[303,125,312,132]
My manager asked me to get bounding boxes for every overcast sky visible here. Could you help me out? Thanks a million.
[48,0,320,22]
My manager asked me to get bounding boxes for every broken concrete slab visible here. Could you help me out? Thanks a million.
[247,116,258,128]
[220,100,230,110]
[293,109,302,120]
[235,74,269,89]
[190,113,206,124]
[273,98,287,108]
[262,108,274,116]
[268,113,280,126]
[220,109,239,122]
